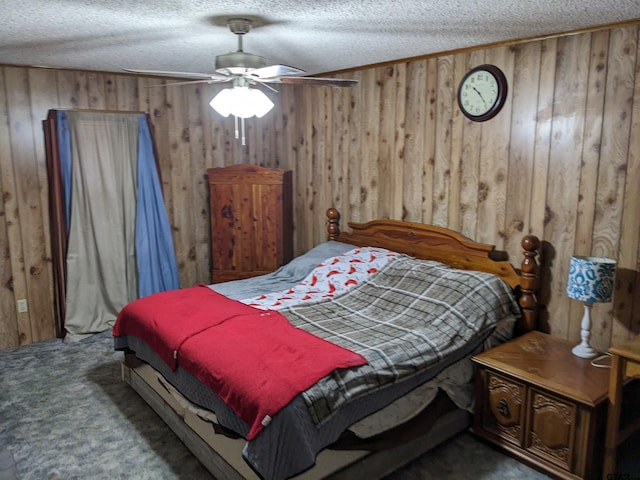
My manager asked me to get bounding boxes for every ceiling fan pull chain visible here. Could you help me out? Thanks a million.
[230,114,247,146]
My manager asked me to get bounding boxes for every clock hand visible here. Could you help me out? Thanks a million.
[472,86,487,106]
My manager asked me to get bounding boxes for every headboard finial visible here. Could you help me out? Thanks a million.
[327,208,340,241]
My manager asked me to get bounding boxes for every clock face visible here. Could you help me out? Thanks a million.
[457,65,507,122]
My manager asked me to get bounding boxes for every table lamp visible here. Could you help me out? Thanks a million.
[566,256,616,358]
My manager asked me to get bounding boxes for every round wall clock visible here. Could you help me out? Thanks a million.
[457,64,508,122]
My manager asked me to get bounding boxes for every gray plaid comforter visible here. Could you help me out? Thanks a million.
[278,255,521,426]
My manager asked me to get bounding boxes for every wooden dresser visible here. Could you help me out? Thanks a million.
[207,164,293,283]
[471,331,610,480]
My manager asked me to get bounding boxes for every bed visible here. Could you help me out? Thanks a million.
[114,208,540,480]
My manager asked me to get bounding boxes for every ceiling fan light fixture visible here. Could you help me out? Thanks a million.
[209,86,274,119]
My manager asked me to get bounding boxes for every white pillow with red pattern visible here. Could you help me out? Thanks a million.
[243,247,399,309]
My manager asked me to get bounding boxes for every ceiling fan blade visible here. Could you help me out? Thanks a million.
[249,64,306,79]
[146,78,233,88]
[250,80,278,93]
[263,76,359,87]
[123,68,229,81]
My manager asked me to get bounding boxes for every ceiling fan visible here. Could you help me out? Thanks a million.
[124,17,359,90]
[125,18,357,145]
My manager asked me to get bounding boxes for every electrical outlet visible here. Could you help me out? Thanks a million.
[17,299,28,313]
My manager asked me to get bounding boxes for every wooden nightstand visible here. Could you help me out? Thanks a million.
[471,331,610,480]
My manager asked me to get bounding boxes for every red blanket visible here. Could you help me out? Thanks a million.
[113,285,261,369]
[113,285,368,439]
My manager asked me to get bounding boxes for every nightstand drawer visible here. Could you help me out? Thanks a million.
[526,387,577,472]
[482,370,526,447]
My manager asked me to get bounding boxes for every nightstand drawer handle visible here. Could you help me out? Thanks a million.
[497,398,511,418]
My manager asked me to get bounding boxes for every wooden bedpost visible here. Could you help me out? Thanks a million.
[517,235,540,334]
[327,208,340,240]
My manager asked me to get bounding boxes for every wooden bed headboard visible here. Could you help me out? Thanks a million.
[326,208,540,334]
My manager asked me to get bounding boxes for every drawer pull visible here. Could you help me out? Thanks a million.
[497,398,511,418]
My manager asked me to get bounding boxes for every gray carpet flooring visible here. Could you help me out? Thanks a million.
[0,331,637,479]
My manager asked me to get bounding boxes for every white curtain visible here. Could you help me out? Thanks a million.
[63,112,139,341]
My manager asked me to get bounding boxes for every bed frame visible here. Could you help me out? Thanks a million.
[121,208,540,480]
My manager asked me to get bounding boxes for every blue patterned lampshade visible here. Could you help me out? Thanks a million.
[566,256,616,303]
[566,255,616,358]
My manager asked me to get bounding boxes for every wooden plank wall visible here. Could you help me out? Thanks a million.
[0,22,638,351]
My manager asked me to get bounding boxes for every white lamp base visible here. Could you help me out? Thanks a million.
[571,302,598,359]
[571,342,598,358]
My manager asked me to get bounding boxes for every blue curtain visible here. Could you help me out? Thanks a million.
[55,110,73,233]
[55,111,179,299]
[135,115,180,296]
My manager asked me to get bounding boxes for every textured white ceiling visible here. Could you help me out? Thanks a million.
[1,1,639,77]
